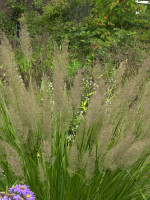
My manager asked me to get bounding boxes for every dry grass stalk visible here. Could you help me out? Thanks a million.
[20,16,33,62]
[8,106,29,142]
[137,80,150,139]
[38,162,45,183]
[0,141,24,177]
[40,77,53,141]
[109,63,148,124]
[53,43,64,114]
[76,78,106,147]
[85,78,106,130]
[97,125,113,171]
[68,143,79,177]
[60,38,69,79]
[85,146,96,181]
[0,30,41,148]
[52,41,74,132]
[114,59,128,85]
[104,135,135,170]
[71,69,82,111]
[42,140,52,162]
[120,139,149,169]
[98,125,113,156]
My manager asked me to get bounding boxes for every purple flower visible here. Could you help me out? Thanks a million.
[9,185,19,193]
[9,185,30,196]
[0,196,11,200]
[24,192,35,200]
[12,194,22,200]
[9,184,35,200]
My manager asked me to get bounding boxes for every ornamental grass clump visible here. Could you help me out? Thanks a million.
[0,20,150,200]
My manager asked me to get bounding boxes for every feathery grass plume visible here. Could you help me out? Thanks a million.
[85,145,96,181]
[110,60,150,123]
[0,30,25,92]
[114,59,128,85]
[85,78,106,130]
[60,38,69,79]
[121,105,138,138]
[20,15,33,63]
[61,93,73,132]
[109,73,141,124]
[40,76,52,141]
[71,69,82,111]
[137,80,150,139]
[7,106,29,142]
[42,140,52,162]
[98,125,113,155]
[68,143,79,177]
[53,42,64,114]
[139,80,150,116]
[6,80,41,148]
[97,125,113,171]
[121,81,150,139]
[138,59,150,83]
[0,30,41,149]
[104,135,136,170]
[79,147,96,181]
[120,140,149,169]
[0,140,24,177]
[77,78,106,148]
[38,162,45,183]
[52,41,73,132]
[101,62,150,171]
[0,31,29,142]
[79,150,89,170]
[0,30,22,85]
